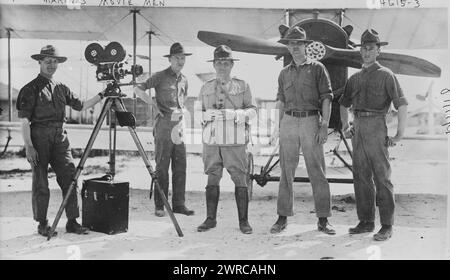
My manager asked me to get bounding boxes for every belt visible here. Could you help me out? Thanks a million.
[285,110,318,118]
[31,121,64,128]
[354,111,385,118]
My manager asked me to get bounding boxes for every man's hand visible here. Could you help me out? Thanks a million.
[342,122,355,138]
[316,124,328,144]
[385,133,402,147]
[203,109,221,122]
[135,73,149,85]
[234,109,247,124]
[216,109,236,121]
[25,145,39,166]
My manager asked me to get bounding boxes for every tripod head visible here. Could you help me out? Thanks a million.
[104,81,126,98]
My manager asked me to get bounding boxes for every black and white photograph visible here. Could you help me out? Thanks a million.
[0,0,449,263]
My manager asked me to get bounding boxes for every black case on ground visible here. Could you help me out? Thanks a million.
[81,179,129,235]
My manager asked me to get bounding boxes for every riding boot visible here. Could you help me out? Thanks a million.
[235,187,252,234]
[197,185,219,232]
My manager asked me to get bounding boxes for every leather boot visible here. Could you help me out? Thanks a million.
[235,187,252,234]
[197,185,219,232]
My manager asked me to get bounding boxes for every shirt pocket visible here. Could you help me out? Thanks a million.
[283,81,295,103]
[227,84,245,108]
[54,88,67,107]
[300,75,316,102]
[201,87,216,109]
[367,81,384,96]
[366,81,386,107]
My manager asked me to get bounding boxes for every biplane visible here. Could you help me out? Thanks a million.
[0,4,446,195]
[196,10,442,198]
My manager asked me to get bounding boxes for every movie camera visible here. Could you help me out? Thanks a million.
[84,41,143,83]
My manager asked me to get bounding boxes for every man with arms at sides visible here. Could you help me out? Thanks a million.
[339,29,408,241]
[270,27,336,235]
[17,45,105,237]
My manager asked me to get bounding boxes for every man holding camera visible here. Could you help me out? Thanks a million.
[17,45,105,237]
[134,42,194,217]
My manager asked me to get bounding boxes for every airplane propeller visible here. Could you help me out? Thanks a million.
[197,30,441,78]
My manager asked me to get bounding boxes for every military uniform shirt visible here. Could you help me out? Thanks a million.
[277,59,333,111]
[16,74,83,123]
[199,77,256,145]
[339,62,408,112]
[137,67,188,115]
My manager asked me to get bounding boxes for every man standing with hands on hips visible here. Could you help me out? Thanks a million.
[339,29,408,241]
[134,42,194,217]
[270,27,336,235]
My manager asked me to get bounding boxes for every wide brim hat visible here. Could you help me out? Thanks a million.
[163,42,192,57]
[31,45,67,63]
[207,45,240,62]
[278,26,313,45]
[354,29,388,47]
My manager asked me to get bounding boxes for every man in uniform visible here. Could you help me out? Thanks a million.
[17,45,105,237]
[270,27,336,235]
[339,29,408,241]
[196,45,257,234]
[134,42,194,217]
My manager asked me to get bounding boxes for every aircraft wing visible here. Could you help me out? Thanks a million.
[0,4,284,46]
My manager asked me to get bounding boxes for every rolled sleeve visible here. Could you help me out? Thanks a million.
[64,85,83,111]
[16,86,35,120]
[338,79,353,108]
[317,64,333,102]
[276,72,286,103]
[386,74,408,109]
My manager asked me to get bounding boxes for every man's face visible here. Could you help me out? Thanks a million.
[287,41,307,59]
[39,57,59,77]
[169,54,186,73]
[213,60,234,77]
[360,42,380,65]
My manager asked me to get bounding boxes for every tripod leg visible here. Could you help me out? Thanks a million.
[47,98,113,240]
[114,99,184,237]
[339,129,353,159]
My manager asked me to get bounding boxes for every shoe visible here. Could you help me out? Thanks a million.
[270,216,287,234]
[197,218,217,232]
[173,205,195,216]
[66,219,89,235]
[197,185,219,232]
[373,225,393,241]
[349,221,375,234]
[155,208,166,217]
[37,220,57,237]
[235,187,252,234]
[318,218,336,235]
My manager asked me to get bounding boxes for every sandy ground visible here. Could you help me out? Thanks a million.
[0,138,448,260]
